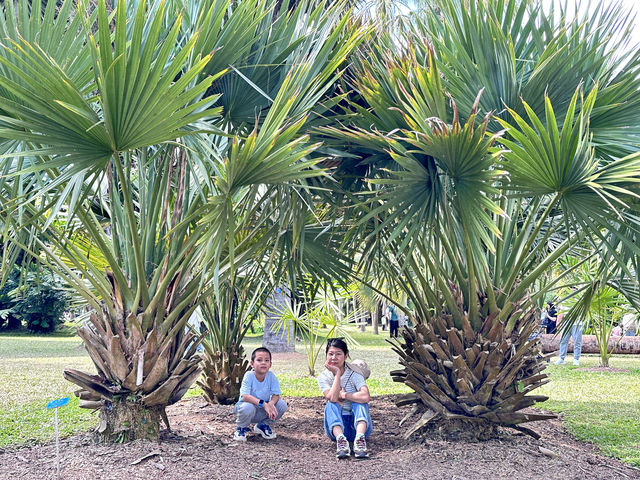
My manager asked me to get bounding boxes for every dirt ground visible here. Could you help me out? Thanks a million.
[1,395,638,480]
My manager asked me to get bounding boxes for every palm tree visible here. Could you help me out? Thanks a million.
[197,278,264,405]
[0,0,362,441]
[319,0,640,439]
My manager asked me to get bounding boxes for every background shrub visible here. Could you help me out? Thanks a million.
[0,269,68,333]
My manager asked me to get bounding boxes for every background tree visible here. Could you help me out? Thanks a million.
[318,0,640,439]
[0,0,361,441]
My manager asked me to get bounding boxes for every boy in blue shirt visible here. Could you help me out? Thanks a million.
[233,347,288,441]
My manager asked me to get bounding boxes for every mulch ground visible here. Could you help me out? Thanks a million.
[1,395,638,480]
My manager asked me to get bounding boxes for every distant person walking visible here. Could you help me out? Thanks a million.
[387,305,399,338]
[545,302,558,334]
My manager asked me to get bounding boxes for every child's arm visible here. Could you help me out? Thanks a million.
[264,394,280,420]
[240,393,262,406]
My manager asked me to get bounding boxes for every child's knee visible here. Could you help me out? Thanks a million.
[276,399,288,414]
[235,401,256,420]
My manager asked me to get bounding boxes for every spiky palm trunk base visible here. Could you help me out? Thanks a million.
[390,311,555,441]
[197,347,250,405]
[96,400,166,443]
[63,310,203,442]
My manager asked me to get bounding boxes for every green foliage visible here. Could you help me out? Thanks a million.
[322,0,640,330]
[269,296,359,376]
[0,270,68,333]
[0,0,364,436]
[557,254,637,367]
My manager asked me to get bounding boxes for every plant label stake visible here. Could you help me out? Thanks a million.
[46,397,69,480]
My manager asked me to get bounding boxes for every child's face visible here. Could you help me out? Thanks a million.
[326,346,346,369]
[251,351,272,375]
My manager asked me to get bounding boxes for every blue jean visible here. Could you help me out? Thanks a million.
[234,400,288,428]
[559,324,584,361]
[324,401,372,441]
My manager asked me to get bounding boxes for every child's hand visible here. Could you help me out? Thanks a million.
[264,402,278,420]
[338,388,347,401]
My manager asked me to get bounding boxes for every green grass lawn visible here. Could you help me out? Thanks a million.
[0,333,97,446]
[540,354,640,466]
[1,329,639,467]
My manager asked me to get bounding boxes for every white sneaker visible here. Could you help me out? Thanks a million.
[253,423,276,439]
[554,359,566,365]
[353,433,368,458]
[234,426,250,442]
[573,359,580,366]
[336,434,350,459]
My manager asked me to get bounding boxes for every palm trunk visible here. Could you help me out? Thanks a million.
[96,399,166,443]
[64,307,203,442]
[372,301,381,335]
[263,287,295,352]
[391,296,555,440]
[197,347,250,404]
[355,297,365,332]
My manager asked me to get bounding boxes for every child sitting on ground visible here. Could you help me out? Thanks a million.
[233,347,288,441]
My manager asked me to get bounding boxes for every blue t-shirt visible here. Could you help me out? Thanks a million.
[237,370,281,405]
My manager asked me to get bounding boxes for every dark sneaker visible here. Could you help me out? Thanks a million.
[336,434,350,459]
[234,426,250,442]
[253,423,276,439]
[353,433,368,458]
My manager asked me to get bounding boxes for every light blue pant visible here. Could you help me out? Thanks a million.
[234,399,288,428]
[324,401,372,441]
[559,324,584,361]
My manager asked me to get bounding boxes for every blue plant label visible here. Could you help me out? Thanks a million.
[46,397,69,409]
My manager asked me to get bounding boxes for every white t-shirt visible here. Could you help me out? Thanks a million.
[317,366,366,413]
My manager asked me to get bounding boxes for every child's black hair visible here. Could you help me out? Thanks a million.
[325,337,349,356]
[251,346,272,361]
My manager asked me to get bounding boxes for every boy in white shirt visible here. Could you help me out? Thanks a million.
[233,347,288,441]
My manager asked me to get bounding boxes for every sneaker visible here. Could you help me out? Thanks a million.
[336,434,350,459]
[573,359,580,366]
[353,433,368,458]
[554,359,566,365]
[234,426,250,442]
[254,423,276,440]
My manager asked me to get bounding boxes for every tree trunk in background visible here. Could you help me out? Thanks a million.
[372,301,381,335]
[6,315,21,330]
[355,296,365,332]
[262,287,295,353]
[540,334,640,354]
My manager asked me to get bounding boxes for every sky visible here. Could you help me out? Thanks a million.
[543,0,640,49]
